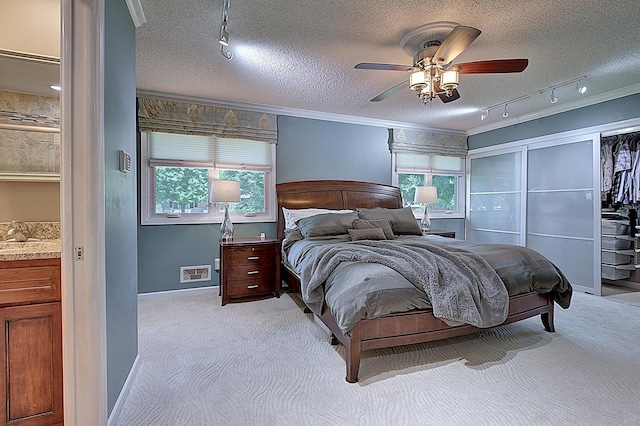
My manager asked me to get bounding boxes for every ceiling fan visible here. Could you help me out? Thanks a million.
[355,22,529,104]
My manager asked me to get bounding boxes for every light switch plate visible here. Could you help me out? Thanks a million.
[119,150,132,173]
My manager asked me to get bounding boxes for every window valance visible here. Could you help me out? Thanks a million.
[137,96,278,144]
[387,128,468,157]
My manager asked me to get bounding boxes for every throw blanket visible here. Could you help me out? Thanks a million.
[300,239,509,328]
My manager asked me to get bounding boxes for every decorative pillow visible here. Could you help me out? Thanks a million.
[282,207,354,230]
[357,207,422,236]
[352,218,394,240]
[296,212,359,238]
[348,228,386,241]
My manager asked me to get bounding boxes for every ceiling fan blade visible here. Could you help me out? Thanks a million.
[433,26,481,64]
[434,82,460,103]
[370,80,408,102]
[456,59,529,74]
[355,63,414,72]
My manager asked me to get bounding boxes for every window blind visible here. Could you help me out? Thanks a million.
[148,132,214,167]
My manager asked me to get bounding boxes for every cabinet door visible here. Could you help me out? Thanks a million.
[0,302,63,426]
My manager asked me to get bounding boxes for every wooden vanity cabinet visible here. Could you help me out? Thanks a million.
[0,258,63,426]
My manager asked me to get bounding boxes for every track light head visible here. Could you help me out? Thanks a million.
[219,27,229,46]
[550,89,558,104]
[576,81,587,94]
[502,104,509,118]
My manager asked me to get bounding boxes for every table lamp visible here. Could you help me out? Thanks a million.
[414,186,438,232]
[211,180,241,241]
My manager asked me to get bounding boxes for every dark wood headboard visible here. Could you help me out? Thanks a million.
[276,180,403,240]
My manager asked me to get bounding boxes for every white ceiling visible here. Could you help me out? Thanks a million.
[135,0,640,134]
[2,1,640,134]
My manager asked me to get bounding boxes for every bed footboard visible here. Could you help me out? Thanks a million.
[321,291,554,383]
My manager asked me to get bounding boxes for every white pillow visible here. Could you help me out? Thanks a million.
[282,207,354,230]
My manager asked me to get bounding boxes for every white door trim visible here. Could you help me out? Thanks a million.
[61,0,108,423]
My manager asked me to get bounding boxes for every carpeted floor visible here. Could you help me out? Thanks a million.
[114,289,640,426]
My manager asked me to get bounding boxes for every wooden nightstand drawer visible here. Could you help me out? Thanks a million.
[226,276,275,298]
[220,237,281,305]
[226,263,276,283]
[226,245,275,267]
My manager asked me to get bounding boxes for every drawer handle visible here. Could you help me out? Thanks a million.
[247,284,259,289]
[247,270,259,275]
[247,256,260,260]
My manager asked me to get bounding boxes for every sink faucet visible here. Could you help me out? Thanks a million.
[6,220,30,242]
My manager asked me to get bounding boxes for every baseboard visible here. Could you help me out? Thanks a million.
[138,285,219,300]
[107,354,140,426]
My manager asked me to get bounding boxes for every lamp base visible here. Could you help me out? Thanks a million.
[421,204,432,233]
[220,204,234,241]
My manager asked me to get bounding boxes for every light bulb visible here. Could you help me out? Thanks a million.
[576,82,587,94]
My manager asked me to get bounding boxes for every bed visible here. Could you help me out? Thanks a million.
[276,179,572,382]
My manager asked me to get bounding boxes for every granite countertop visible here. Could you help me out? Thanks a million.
[0,239,62,261]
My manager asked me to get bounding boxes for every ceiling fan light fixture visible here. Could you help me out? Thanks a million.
[409,71,427,91]
[420,80,436,100]
[440,69,459,92]
[550,89,558,104]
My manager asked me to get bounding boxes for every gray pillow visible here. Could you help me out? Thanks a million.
[296,212,359,238]
[352,218,394,240]
[348,228,386,241]
[357,207,422,236]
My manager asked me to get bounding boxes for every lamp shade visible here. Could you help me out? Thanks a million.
[211,180,240,203]
[414,186,438,204]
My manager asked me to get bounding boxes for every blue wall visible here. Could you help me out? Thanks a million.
[137,115,465,294]
[468,93,640,149]
[104,0,138,416]
[276,116,391,184]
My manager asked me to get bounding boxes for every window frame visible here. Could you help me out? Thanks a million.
[140,132,276,225]
[392,153,466,219]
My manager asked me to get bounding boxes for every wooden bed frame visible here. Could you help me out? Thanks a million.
[276,180,555,383]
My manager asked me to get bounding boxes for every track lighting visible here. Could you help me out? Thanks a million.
[480,75,587,121]
[218,0,232,60]
[576,81,587,94]
[219,26,229,46]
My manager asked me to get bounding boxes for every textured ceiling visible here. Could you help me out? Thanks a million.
[136,0,640,134]
[2,1,639,134]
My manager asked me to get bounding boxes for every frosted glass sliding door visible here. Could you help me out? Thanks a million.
[467,150,524,245]
[527,138,599,294]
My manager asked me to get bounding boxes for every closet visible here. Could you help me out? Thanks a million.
[600,130,640,290]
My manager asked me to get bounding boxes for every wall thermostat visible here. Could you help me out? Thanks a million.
[119,150,132,173]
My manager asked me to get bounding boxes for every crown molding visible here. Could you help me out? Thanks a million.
[135,89,467,136]
[467,83,640,136]
[125,0,146,28]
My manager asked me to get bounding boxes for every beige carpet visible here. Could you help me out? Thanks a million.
[114,289,640,425]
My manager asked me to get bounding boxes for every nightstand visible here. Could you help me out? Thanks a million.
[424,230,456,238]
[219,237,281,305]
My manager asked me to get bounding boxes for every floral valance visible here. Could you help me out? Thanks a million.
[137,96,277,143]
[387,128,468,157]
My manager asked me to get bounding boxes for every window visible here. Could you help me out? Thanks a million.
[141,132,276,225]
[393,153,465,219]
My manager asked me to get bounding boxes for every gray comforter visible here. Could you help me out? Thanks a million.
[284,234,573,335]
[300,239,509,328]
